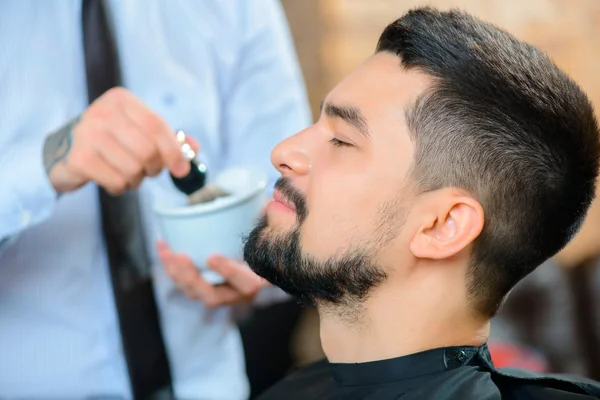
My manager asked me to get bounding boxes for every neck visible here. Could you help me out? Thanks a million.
[318,264,490,363]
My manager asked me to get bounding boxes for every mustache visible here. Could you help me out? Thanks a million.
[274,177,308,223]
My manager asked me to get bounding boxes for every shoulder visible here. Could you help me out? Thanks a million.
[404,366,600,400]
[274,358,332,385]
[492,368,600,399]
[403,366,501,399]
[258,359,333,400]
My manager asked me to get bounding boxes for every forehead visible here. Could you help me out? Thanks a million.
[325,52,431,125]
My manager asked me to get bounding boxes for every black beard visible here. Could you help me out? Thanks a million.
[242,215,387,307]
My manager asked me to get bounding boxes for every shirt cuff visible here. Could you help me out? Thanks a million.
[0,137,58,241]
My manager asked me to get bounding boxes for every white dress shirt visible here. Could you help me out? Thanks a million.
[0,0,311,398]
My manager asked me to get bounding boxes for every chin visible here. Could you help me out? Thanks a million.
[247,214,284,243]
[264,212,298,234]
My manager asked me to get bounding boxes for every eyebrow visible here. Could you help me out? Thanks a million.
[320,101,371,140]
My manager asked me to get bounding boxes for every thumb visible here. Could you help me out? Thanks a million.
[185,136,200,154]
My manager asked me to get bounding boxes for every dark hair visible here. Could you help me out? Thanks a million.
[376,7,600,316]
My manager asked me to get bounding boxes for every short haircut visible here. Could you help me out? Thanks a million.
[376,7,600,316]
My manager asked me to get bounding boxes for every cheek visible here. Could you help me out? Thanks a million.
[299,174,385,259]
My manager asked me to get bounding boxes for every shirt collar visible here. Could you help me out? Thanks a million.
[329,344,492,386]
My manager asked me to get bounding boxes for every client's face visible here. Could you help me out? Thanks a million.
[244,53,431,306]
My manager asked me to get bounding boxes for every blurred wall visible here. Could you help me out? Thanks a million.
[284,0,600,116]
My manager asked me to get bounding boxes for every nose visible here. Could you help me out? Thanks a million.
[271,128,311,177]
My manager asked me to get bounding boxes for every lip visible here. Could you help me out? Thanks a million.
[273,190,296,212]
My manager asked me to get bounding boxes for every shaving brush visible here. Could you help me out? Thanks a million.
[170,130,230,205]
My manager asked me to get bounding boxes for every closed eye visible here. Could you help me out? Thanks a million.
[329,138,352,147]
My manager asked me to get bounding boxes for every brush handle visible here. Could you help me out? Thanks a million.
[170,159,207,195]
[170,130,208,195]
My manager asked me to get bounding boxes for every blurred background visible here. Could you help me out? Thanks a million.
[239,0,600,397]
[281,0,600,120]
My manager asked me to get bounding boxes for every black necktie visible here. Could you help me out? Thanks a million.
[81,0,173,398]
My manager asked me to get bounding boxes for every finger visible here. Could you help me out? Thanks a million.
[95,130,145,189]
[156,241,174,262]
[120,97,189,177]
[185,136,200,154]
[210,285,247,306]
[70,148,128,195]
[206,255,265,297]
[90,89,165,178]
[159,251,195,281]
[154,127,190,178]
[160,252,223,304]
[108,116,163,177]
[160,253,202,297]
[155,240,169,253]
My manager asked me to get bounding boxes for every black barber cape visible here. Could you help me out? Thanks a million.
[258,344,600,399]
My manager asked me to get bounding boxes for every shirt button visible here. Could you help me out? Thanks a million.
[457,350,467,362]
[21,210,31,226]
[163,92,176,106]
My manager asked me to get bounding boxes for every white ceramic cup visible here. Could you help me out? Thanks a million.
[153,166,267,284]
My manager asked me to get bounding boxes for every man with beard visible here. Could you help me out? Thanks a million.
[240,7,600,400]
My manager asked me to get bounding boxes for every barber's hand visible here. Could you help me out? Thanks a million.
[44,86,192,195]
[156,240,269,307]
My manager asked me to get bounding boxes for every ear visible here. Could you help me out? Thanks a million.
[409,192,484,260]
